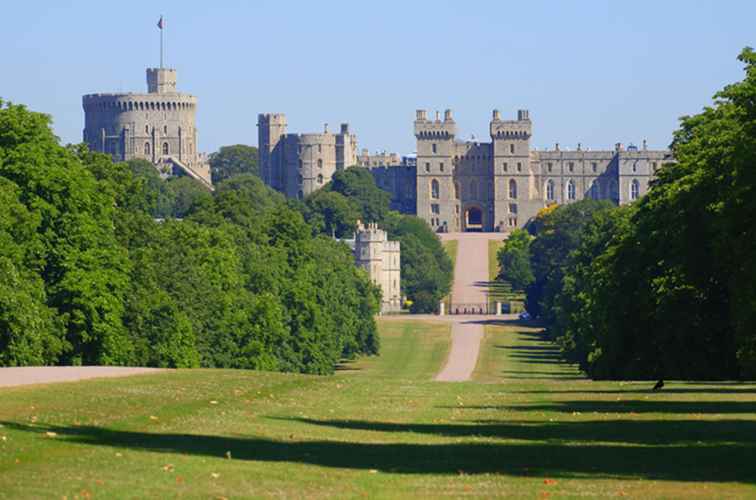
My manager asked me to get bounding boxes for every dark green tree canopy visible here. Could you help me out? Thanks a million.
[209,144,258,184]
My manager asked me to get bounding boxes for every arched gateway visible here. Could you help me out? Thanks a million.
[464,206,483,232]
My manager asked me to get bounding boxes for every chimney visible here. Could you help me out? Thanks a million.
[324,123,329,134]
[555,142,560,151]
[492,109,501,121]
[642,139,648,151]
[340,123,349,134]
[577,142,582,151]
[517,109,529,121]
[416,109,427,121]
[435,111,440,122]
[444,109,453,122]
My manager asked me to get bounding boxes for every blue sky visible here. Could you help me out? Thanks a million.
[1,1,753,154]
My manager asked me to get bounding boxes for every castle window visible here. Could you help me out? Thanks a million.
[431,179,440,199]
[546,179,555,201]
[508,179,518,199]
[432,143,437,154]
[652,162,658,172]
[440,162,444,172]
[425,162,430,173]
[630,179,640,200]
[317,174,324,184]
[431,203,440,215]
[509,203,518,215]
[632,162,637,173]
[503,162,508,172]
[162,142,169,155]
[298,159,303,170]
[144,142,151,155]
[164,125,168,134]
[454,182,460,199]
[547,162,553,173]
[510,144,515,154]
[318,145,322,153]
[569,162,574,173]
[455,205,460,214]
[145,125,149,134]
[517,162,522,172]
[298,190,303,200]
[317,159,323,169]
[592,162,598,173]
[566,179,576,201]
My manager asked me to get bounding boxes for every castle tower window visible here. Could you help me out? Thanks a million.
[592,162,598,173]
[431,203,440,215]
[547,162,553,173]
[632,162,637,173]
[546,179,555,201]
[317,174,324,184]
[517,162,522,172]
[508,179,518,199]
[162,142,169,155]
[298,159,303,170]
[566,179,576,200]
[298,190,303,200]
[510,144,514,154]
[569,162,574,173]
[431,179,440,199]
[317,159,323,169]
[164,125,168,134]
[425,162,430,173]
[432,143,437,154]
[652,162,658,172]
[440,162,444,172]
[144,142,151,155]
[298,174,303,183]
[454,182,460,199]
[145,125,149,134]
[503,162,508,172]
[630,179,640,200]
[318,145,321,153]
[509,203,518,215]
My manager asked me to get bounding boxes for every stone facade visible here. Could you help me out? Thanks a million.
[356,149,401,167]
[258,114,357,199]
[343,222,402,314]
[82,68,212,188]
[407,108,672,232]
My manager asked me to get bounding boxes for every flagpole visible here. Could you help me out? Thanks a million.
[160,15,164,69]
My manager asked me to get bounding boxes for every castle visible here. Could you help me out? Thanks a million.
[258,114,357,199]
[82,67,212,188]
[342,222,402,313]
[260,109,672,231]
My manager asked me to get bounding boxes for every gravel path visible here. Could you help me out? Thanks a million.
[434,232,508,381]
[0,367,166,388]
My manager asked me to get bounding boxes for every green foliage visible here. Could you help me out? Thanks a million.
[496,228,534,291]
[0,100,380,373]
[303,167,453,313]
[535,48,756,380]
[209,144,259,184]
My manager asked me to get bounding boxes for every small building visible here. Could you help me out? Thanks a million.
[342,221,401,314]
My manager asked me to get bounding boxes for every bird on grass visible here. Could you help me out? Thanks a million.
[652,379,664,391]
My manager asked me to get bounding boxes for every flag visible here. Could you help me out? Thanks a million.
[157,16,164,30]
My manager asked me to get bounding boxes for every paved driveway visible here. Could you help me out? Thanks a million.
[0,367,166,388]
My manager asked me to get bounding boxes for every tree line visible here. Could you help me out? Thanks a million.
[0,101,379,373]
[498,49,756,380]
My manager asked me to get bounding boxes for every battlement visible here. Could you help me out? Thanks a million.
[258,113,287,125]
[490,109,532,139]
[414,109,456,139]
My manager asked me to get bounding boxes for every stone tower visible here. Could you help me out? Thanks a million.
[490,109,535,229]
[353,221,401,313]
[258,113,287,191]
[415,109,456,232]
[258,114,358,199]
[82,67,211,187]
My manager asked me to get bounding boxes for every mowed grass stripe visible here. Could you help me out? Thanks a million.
[1,319,755,498]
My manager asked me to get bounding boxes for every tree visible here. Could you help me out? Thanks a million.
[304,190,360,238]
[209,144,258,184]
[497,228,534,291]
[327,167,392,223]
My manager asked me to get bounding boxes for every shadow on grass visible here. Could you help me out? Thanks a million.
[4,420,755,483]
[445,400,756,414]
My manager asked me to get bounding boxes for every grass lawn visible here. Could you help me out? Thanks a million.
[2,319,756,498]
